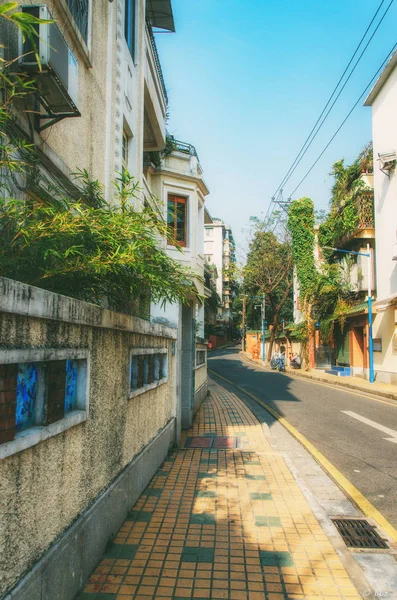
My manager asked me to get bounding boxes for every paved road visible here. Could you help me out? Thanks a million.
[208,347,397,529]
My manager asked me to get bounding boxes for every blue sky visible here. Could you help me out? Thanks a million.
[156,0,397,259]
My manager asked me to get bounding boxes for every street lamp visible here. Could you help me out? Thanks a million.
[326,244,374,384]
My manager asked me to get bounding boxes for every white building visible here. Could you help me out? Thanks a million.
[364,51,397,385]
[146,140,209,428]
[204,218,236,331]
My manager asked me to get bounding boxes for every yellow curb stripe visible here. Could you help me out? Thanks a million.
[240,353,397,408]
[209,368,397,543]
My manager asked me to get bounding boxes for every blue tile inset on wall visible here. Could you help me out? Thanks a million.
[65,360,78,412]
[16,363,38,431]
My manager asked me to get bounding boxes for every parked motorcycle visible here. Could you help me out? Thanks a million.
[271,352,285,372]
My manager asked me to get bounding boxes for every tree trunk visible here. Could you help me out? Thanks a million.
[266,280,293,361]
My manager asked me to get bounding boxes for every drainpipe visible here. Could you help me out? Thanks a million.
[367,243,375,383]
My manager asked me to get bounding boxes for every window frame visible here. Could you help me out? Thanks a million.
[0,348,90,460]
[167,194,188,248]
[195,349,207,369]
[63,0,92,56]
[125,0,136,61]
[129,348,168,400]
[122,129,129,173]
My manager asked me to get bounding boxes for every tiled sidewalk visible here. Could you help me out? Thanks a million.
[78,380,361,600]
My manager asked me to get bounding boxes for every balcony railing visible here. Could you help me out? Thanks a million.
[172,139,198,158]
[356,191,374,230]
[147,23,168,104]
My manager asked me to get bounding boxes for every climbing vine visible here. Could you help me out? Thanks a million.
[288,197,318,301]
[318,144,373,261]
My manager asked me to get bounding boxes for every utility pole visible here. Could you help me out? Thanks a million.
[261,295,266,362]
[242,295,247,351]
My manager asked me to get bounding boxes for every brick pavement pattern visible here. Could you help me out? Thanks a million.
[78,379,361,600]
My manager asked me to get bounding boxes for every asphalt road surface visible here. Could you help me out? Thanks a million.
[208,347,397,529]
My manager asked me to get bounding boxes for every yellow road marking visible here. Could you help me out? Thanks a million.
[240,353,397,408]
[209,368,397,543]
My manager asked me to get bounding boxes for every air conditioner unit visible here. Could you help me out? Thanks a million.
[378,151,396,176]
[17,5,79,116]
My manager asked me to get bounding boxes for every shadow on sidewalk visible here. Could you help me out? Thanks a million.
[208,348,302,428]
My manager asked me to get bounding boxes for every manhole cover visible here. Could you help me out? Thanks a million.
[332,518,388,549]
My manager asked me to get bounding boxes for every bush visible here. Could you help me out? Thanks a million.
[0,181,198,315]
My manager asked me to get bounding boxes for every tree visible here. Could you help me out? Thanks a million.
[243,222,293,360]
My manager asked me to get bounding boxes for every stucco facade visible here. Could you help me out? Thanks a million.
[365,50,397,384]
[0,277,177,598]
[0,0,171,202]
[146,143,209,429]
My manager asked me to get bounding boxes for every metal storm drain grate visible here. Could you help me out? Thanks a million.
[332,518,388,549]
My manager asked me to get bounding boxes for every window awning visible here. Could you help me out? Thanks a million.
[373,291,397,311]
[146,0,175,32]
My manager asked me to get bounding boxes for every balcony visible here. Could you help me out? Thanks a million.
[144,23,167,151]
[356,191,374,233]
[337,192,375,247]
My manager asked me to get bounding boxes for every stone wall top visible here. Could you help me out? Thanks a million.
[0,277,177,340]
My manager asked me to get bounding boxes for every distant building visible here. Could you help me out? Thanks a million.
[204,218,236,334]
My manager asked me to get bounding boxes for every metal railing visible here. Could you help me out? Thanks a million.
[146,22,168,104]
[172,138,199,159]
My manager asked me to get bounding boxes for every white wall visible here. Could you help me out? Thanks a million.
[371,69,397,300]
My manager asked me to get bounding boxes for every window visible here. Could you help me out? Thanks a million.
[205,228,213,237]
[0,354,88,450]
[373,338,382,352]
[196,349,206,368]
[122,130,129,172]
[125,0,136,59]
[130,348,168,398]
[66,0,90,44]
[167,195,187,247]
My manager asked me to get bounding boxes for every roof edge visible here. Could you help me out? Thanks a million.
[364,48,397,106]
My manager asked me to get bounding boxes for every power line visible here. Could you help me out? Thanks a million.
[263,0,392,222]
[288,41,397,197]
[277,0,394,193]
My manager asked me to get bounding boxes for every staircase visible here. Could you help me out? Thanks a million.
[324,365,351,377]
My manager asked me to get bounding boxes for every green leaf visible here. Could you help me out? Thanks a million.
[11,12,53,24]
[0,3,18,15]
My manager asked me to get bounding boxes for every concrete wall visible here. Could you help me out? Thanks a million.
[0,278,177,599]
[194,342,208,422]
[246,332,261,355]
[372,307,397,384]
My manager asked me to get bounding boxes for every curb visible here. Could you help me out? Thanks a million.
[240,352,397,403]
